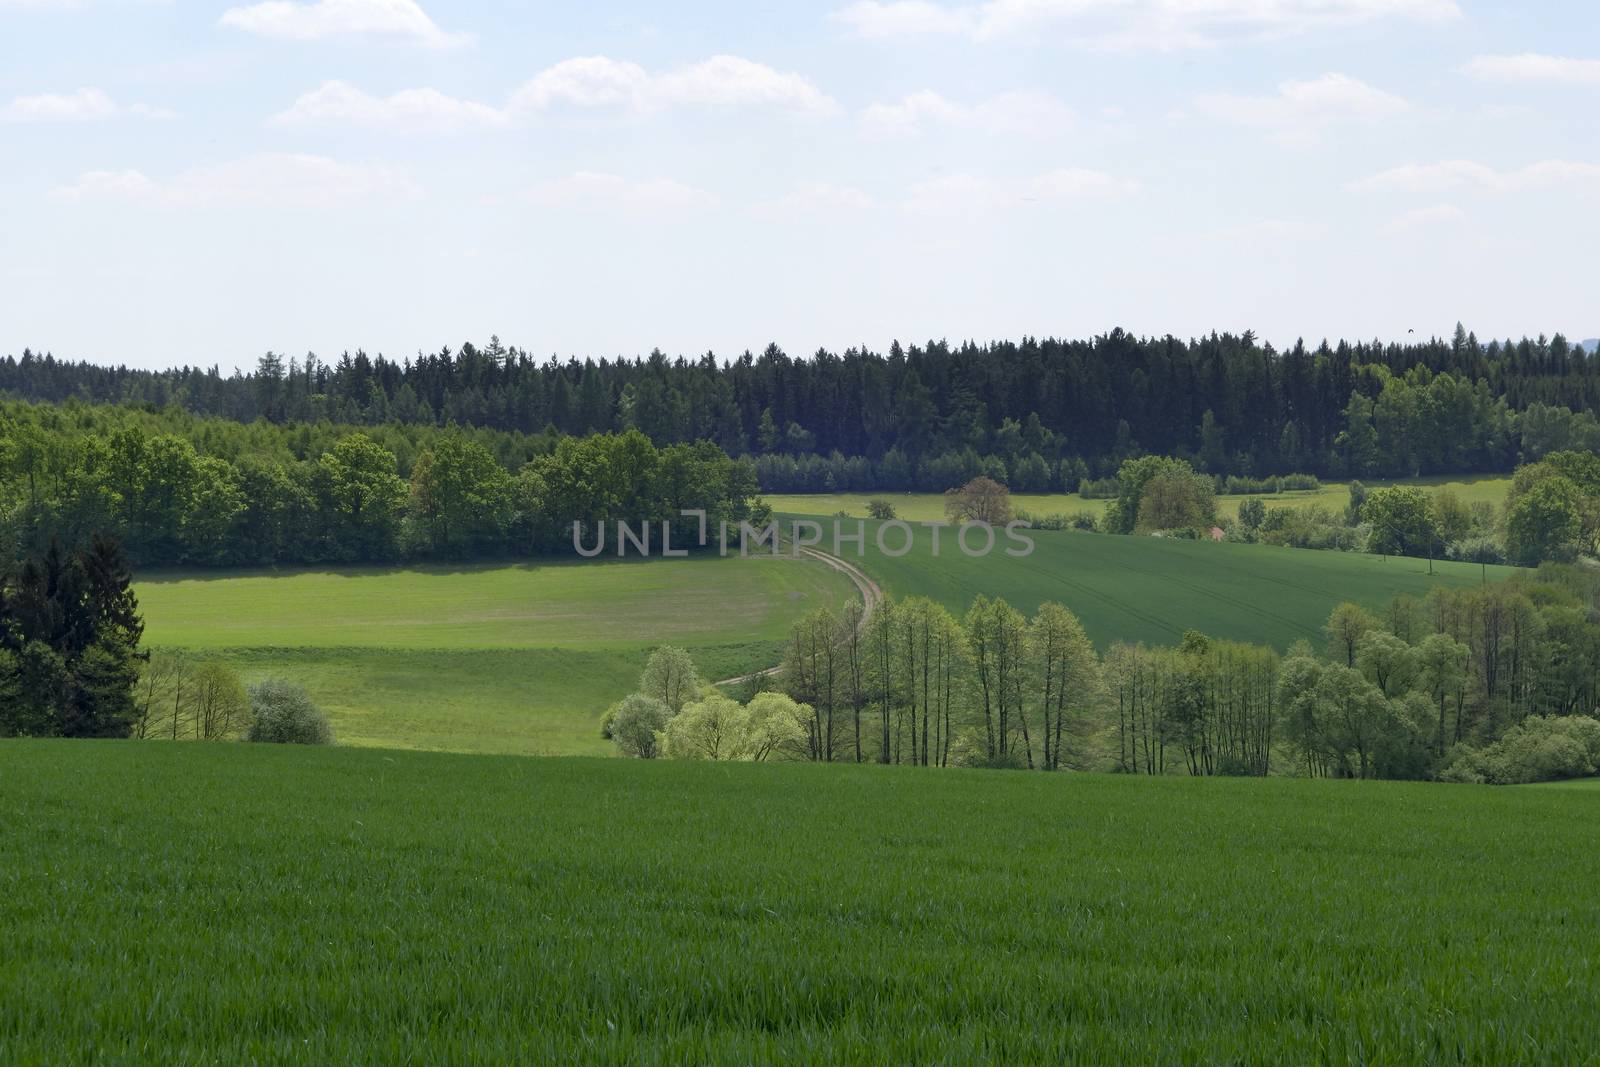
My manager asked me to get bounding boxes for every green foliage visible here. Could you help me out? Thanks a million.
[1443,715,1600,784]
[639,646,702,717]
[189,661,250,740]
[0,536,143,738]
[0,402,763,567]
[1505,474,1583,565]
[606,693,670,758]
[865,499,896,521]
[1108,456,1191,534]
[244,680,333,745]
[662,694,752,760]
[1361,485,1439,557]
[743,692,810,761]
[407,433,516,557]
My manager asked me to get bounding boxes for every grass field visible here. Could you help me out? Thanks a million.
[767,474,1513,524]
[136,556,857,756]
[6,740,1600,1062]
[771,519,1515,650]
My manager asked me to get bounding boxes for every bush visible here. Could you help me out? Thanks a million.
[1068,510,1101,531]
[243,680,333,745]
[866,499,896,520]
[1446,535,1506,565]
[1279,473,1321,491]
[1222,475,1280,495]
[1015,509,1069,531]
[1441,715,1600,784]
[1079,477,1119,499]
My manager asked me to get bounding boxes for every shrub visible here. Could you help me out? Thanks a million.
[244,680,333,745]
[1446,536,1506,565]
[608,693,670,758]
[866,499,896,520]
[1068,510,1101,532]
[1015,509,1069,531]
[1079,477,1120,499]
[1279,473,1321,491]
[1441,715,1600,784]
[1222,475,1280,495]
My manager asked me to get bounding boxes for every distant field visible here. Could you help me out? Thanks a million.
[136,557,857,755]
[767,474,1513,524]
[139,556,850,650]
[6,741,1600,1062]
[199,644,775,757]
[769,519,1515,650]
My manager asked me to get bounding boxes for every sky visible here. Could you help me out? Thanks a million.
[1,0,1597,371]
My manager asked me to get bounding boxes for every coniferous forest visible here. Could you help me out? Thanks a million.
[6,326,1599,492]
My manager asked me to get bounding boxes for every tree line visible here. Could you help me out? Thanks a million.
[0,400,763,566]
[988,451,1597,568]
[7,325,1599,485]
[613,564,1600,784]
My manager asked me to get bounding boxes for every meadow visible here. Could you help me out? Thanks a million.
[135,556,857,756]
[133,526,1516,756]
[771,518,1516,651]
[766,474,1513,524]
[5,740,1599,1063]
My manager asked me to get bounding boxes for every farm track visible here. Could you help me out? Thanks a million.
[714,546,883,686]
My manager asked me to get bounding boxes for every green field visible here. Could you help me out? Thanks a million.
[5,740,1599,1062]
[774,519,1515,650]
[135,529,1516,756]
[767,474,1513,524]
[136,556,857,756]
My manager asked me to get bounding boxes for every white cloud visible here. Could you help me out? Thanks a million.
[1193,73,1408,145]
[219,0,466,48]
[521,172,718,213]
[654,56,837,117]
[861,89,1072,138]
[270,81,505,131]
[905,168,1136,212]
[1,88,172,123]
[1462,53,1600,88]
[834,0,1458,49]
[49,170,159,199]
[50,153,421,207]
[1196,73,1408,124]
[509,57,652,112]
[1352,159,1600,195]
[509,54,836,118]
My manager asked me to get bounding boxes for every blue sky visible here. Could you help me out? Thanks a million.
[2,0,1596,370]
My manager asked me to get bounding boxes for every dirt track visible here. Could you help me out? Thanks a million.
[713,546,884,687]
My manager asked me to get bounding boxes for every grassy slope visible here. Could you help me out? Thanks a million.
[5,740,1600,1063]
[136,556,857,756]
[767,474,1512,524]
[774,517,1515,650]
[139,555,851,649]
